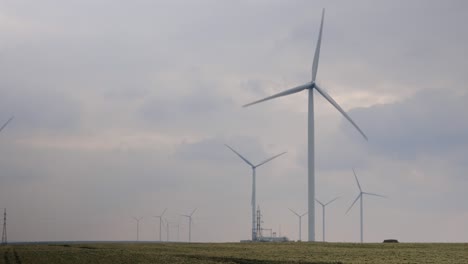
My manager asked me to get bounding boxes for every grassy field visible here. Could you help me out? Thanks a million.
[0,242,467,264]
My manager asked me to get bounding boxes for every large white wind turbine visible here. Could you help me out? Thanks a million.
[243,9,367,241]
[288,208,307,241]
[132,216,143,241]
[0,116,14,134]
[315,197,339,242]
[154,208,167,241]
[346,169,385,243]
[181,208,197,243]
[225,144,286,241]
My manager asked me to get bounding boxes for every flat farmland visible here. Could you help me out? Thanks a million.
[1,242,467,264]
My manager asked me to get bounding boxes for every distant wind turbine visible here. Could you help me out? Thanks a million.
[225,144,286,241]
[133,217,143,242]
[242,8,367,241]
[315,197,339,242]
[176,223,180,242]
[164,220,179,242]
[181,208,197,243]
[154,208,167,241]
[288,208,307,241]
[346,169,386,243]
[0,116,14,134]
[164,218,170,242]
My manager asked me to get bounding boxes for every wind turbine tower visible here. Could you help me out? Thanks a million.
[225,144,286,241]
[1,117,12,246]
[133,217,143,242]
[243,9,367,241]
[154,208,167,241]
[164,220,179,242]
[165,218,170,242]
[1,209,6,245]
[315,197,339,242]
[182,208,197,243]
[288,208,307,241]
[346,169,385,243]
[176,223,180,242]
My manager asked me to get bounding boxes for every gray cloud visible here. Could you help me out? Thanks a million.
[174,135,267,163]
[348,89,468,159]
[0,0,467,243]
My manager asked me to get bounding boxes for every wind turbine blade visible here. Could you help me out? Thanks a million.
[190,208,197,217]
[225,144,254,167]
[314,84,368,141]
[312,8,325,82]
[288,208,300,217]
[243,84,310,107]
[181,214,190,218]
[352,169,362,192]
[345,194,361,215]
[161,208,167,217]
[363,192,386,198]
[325,196,340,206]
[0,116,14,133]
[255,151,287,167]
[300,212,308,217]
[315,199,325,206]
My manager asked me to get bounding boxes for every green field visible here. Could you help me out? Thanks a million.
[1,242,467,264]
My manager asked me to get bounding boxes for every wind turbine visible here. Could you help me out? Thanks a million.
[0,116,14,134]
[154,208,167,241]
[176,223,180,242]
[164,220,180,242]
[346,169,385,243]
[164,218,170,242]
[288,208,307,241]
[225,144,286,241]
[181,208,197,243]
[132,217,143,242]
[315,197,339,242]
[243,9,367,241]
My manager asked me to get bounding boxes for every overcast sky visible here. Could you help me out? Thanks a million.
[1,0,467,243]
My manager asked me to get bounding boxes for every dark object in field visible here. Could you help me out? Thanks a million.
[383,239,399,243]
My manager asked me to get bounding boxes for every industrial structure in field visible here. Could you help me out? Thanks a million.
[241,206,288,243]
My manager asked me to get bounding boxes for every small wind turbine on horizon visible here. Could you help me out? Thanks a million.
[242,8,368,241]
[288,208,307,241]
[164,218,170,242]
[181,208,197,243]
[315,196,339,242]
[225,144,286,241]
[154,208,167,241]
[132,217,143,242]
[0,116,14,134]
[346,169,386,243]
[164,219,180,242]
